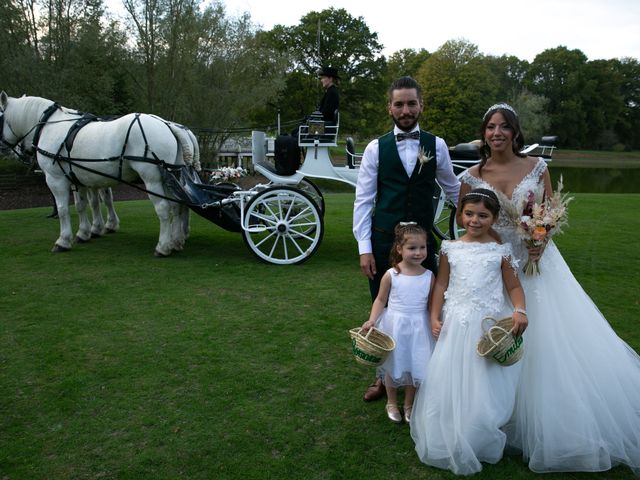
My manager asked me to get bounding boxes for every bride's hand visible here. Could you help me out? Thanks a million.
[527,243,545,261]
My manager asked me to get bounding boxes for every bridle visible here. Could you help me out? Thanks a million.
[0,103,60,164]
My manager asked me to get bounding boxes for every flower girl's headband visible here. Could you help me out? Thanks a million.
[463,192,493,201]
[483,103,518,120]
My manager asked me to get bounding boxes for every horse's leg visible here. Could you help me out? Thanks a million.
[73,187,93,243]
[87,188,106,237]
[141,184,174,256]
[180,204,191,240]
[100,188,120,233]
[46,177,74,252]
[169,202,186,252]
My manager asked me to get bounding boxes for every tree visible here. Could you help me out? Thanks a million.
[510,90,550,144]
[613,57,640,149]
[415,39,497,144]
[525,47,589,147]
[258,8,385,136]
[484,54,529,101]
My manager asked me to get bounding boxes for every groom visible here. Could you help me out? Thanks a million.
[352,76,460,401]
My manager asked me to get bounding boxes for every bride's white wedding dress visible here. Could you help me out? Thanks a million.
[461,158,640,474]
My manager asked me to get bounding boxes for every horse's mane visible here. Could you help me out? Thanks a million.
[19,95,56,122]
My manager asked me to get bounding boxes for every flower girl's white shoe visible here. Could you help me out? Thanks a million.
[385,403,402,423]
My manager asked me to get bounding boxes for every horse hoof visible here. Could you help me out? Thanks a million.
[106,228,118,234]
[91,232,102,238]
[52,244,70,253]
[154,250,169,257]
[75,236,90,243]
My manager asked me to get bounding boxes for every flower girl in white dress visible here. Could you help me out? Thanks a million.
[361,223,435,424]
[411,188,528,475]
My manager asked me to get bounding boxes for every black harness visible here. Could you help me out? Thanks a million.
[34,110,187,202]
[1,102,193,204]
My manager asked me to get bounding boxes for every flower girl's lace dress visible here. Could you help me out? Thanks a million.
[411,240,520,475]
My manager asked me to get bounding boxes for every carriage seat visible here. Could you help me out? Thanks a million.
[345,137,362,169]
[449,142,481,161]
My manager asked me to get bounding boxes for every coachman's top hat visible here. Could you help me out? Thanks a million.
[318,66,340,79]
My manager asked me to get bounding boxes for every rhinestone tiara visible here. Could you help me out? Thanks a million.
[483,103,518,120]
[463,191,494,201]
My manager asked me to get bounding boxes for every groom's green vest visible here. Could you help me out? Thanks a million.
[371,130,437,238]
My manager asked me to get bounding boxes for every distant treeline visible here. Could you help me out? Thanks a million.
[1,1,638,150]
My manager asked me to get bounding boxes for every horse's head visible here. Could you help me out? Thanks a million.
[0,91,25,151]
[0,92,54,156]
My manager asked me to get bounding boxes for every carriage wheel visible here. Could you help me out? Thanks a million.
[297,178,325,216]
[432,188,461,241]
[242,186,323,265]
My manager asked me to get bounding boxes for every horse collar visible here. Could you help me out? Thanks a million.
[31,103,60,150]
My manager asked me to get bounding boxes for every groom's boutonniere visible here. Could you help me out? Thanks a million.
[417,147,434,174]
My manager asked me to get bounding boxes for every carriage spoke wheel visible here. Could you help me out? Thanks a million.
[297,178,325,216]
[432,187,461,241]
[242,186,323,265]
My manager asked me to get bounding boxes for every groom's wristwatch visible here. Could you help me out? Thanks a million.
[514,307,527,316]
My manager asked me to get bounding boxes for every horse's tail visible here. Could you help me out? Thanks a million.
[184,127,201,172]
[166,122,201,172]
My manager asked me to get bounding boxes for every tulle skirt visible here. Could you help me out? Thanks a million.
[376,308,434,387]
[410,304,520,475]
[504,242,640,474]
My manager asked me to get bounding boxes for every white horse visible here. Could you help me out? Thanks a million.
[0,92,197,256]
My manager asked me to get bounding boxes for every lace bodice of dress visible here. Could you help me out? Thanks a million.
[441,241,513,318]
[461,158,547,263]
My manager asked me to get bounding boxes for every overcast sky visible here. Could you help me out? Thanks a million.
[215,0,639,61]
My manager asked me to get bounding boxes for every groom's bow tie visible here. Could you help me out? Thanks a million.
[396,131,420,142]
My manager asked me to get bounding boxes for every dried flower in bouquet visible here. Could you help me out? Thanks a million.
[516,176,573,275]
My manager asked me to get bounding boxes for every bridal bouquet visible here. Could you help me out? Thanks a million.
[208,166,247,184]
[516,177,573,275]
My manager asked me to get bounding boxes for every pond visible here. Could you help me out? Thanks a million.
[549,167,640,193]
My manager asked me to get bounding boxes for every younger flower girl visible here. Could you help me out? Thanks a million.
[361,222,435,424]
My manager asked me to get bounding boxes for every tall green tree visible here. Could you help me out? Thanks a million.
[415,39,497,144]
[257,8,385,136]
[613,57,640,149]
[525,47,589,147]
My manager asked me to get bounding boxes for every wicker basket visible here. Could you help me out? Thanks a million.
[477,316,524,366]
[349,327,396,367]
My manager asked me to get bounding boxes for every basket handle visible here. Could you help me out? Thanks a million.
[482,316,515,345]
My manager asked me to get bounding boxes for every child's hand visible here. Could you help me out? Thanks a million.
[430,318,442,339]
[361,319,375,333]
[511,311,528,337]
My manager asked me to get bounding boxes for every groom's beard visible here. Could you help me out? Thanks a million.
[392,112,421,132]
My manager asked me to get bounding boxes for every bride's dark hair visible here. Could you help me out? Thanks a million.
[478,104,526,177]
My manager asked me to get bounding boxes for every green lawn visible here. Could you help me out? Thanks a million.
[1,193,638,479]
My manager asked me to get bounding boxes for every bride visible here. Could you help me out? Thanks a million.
[457,103,640,474]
